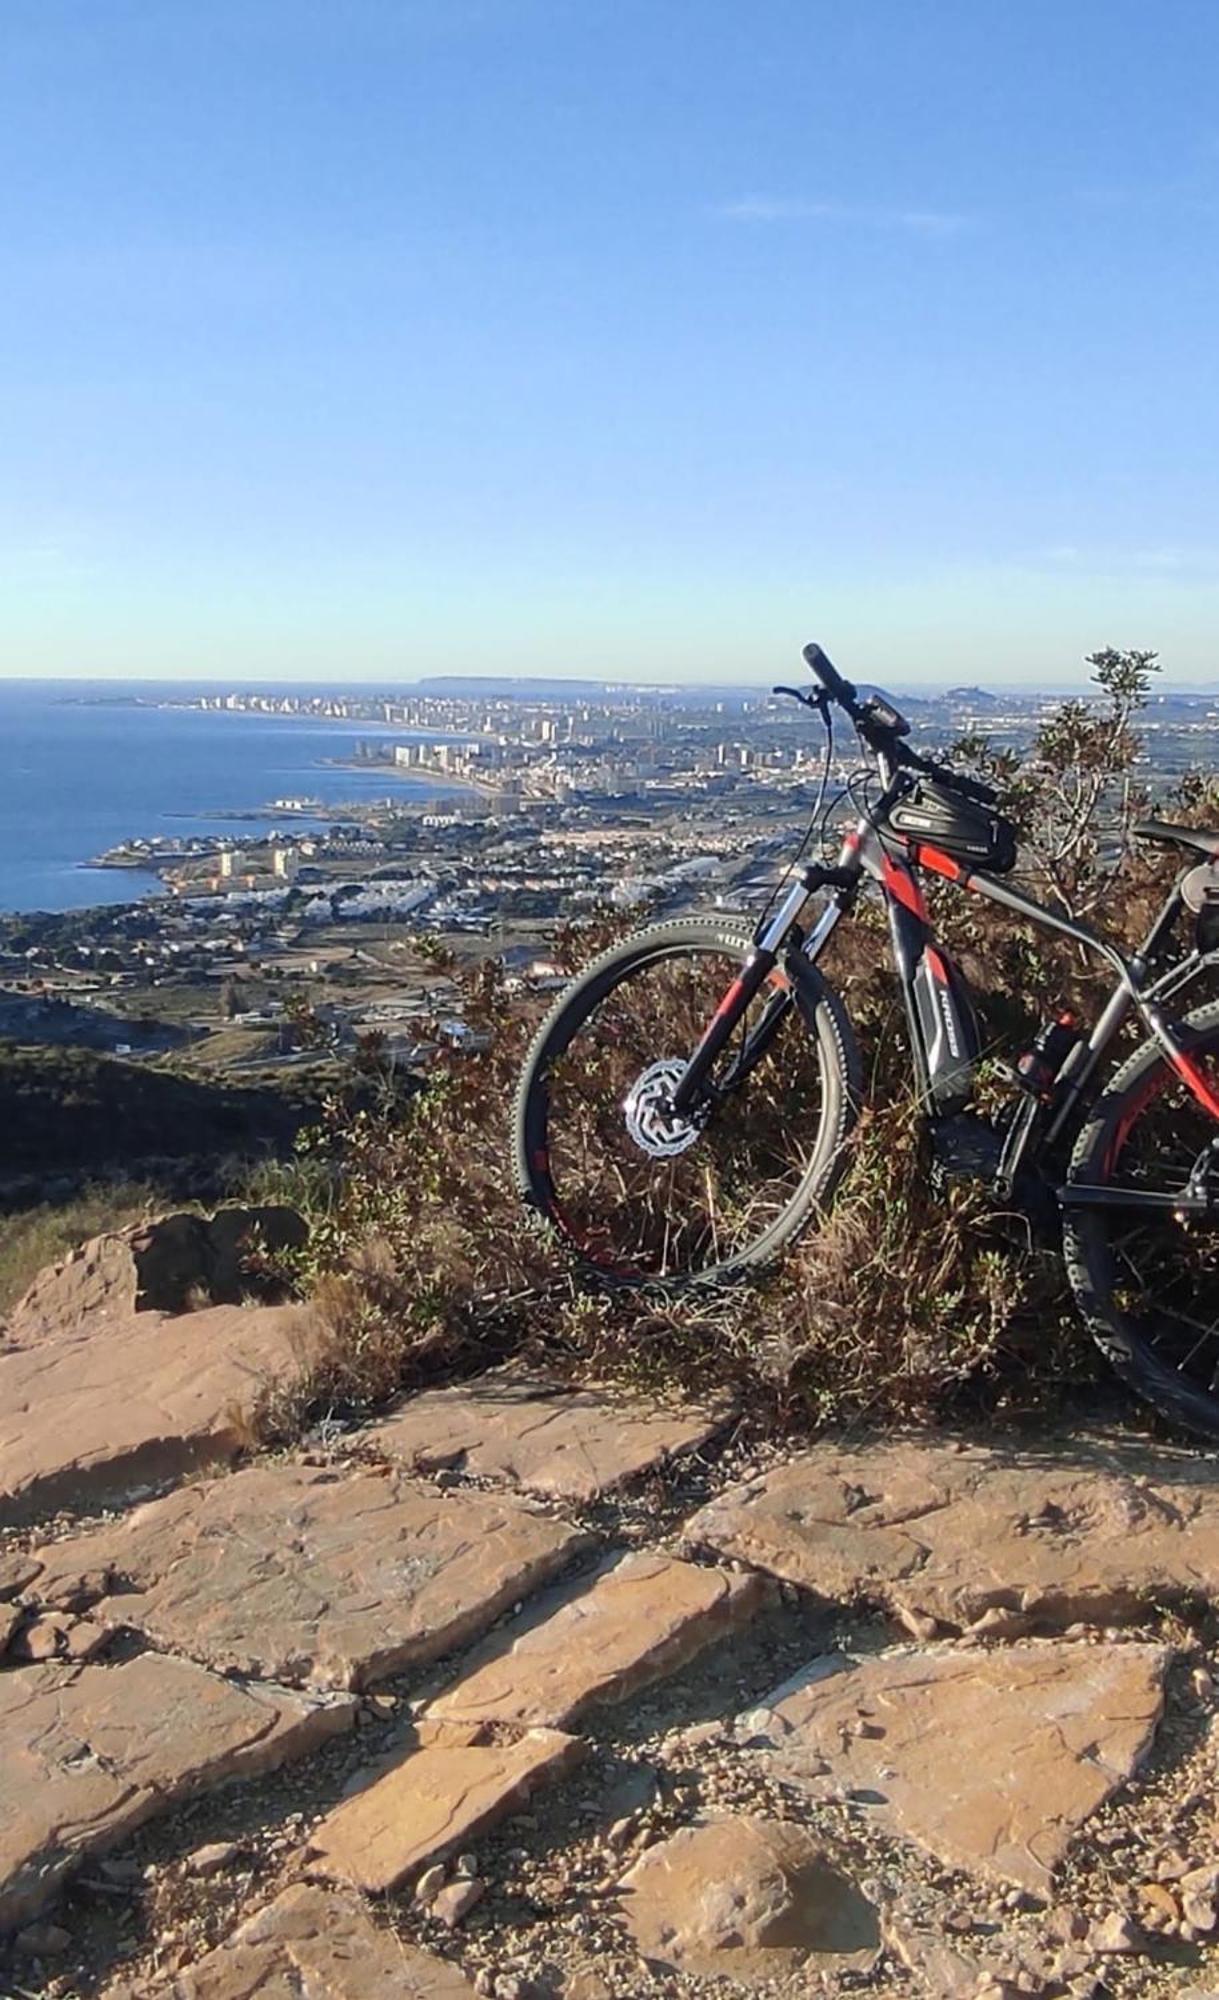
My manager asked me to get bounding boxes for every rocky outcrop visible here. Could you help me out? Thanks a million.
[0,1299,320,1525]
[738,1641,1170,1891]
[365,1366,734,1502]
[687,1436,1219,1633]
[6,1206,307,1341]
[0,1654,354,1927]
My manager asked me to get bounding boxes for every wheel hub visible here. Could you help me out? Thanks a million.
[623,1059,710,1159]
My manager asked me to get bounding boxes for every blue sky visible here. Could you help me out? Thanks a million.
[2,0,1217,685]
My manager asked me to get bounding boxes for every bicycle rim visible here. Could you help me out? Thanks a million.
[1074,1034,1219,1404]
[526,938,838,1283]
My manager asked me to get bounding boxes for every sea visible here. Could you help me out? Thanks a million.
[0,680,470,915]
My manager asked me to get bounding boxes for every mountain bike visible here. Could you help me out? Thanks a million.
[512,643,1219,1438]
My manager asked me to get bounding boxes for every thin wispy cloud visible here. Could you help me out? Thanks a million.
[1020,544,1219,580]
[718,197,971,236]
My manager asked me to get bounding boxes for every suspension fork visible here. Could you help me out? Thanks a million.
[668,871,852,1118]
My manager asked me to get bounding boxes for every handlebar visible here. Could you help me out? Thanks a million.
[802,642,861,718]
[800,639,999,806]
[896,741,999,806]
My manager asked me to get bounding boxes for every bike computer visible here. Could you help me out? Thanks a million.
[860,692,911,737]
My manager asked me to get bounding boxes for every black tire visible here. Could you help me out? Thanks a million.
[1064,997,1219,1440]
[512,917,860,1286]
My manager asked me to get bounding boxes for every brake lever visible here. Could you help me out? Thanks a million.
[773,684,832,718]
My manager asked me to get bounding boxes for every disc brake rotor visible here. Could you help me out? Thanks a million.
[623,1059,710,1159]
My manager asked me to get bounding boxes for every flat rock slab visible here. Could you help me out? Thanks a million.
[617,1816,880,1983]
[430,1550,771,1727]
[111,1882,479,1996]
[0,1301,319,1527]
[309,1720,585,1892]
[364,1367,733,1503]
[740,1641,1169,1891]
[28,1462,589,1690]
[0,1653,354,1929]
[687,1436,1219,1635]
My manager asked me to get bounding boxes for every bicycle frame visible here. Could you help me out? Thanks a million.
[670,768,1219,1211]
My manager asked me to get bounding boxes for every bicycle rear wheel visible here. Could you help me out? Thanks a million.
[1064,997,1219,1439]
[512,919,859,1285]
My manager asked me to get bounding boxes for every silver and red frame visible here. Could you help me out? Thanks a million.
[670,799,1219,1199]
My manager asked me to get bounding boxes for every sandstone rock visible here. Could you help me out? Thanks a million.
[415,1863,448,1906]
[0,1552,38,1599]
[6,1206,306,1340]
[1138,1881,1180,1932]
[118,1880,480,1995]
[686,1437,1219,1633]
[429,1550,770,1728]
[0,1653,354,1928]
[309,1721,585,1893]
[0,1602,23,1657]
[742,1642,1168,1891]
[28,1462,587,1689]
[366,1366,733,1503]
[1184,1889,1218,1933]
[882,1900,985,1996]
[431,1878,485,1928]
[0,1300,320,1526]
[14,1920,72,1956]
[187,1842,241,1878]
[615,1816,879,1982]
[63,1618,109,1661]
[9,1612,71,1662]
[1087,1911,1142,1953]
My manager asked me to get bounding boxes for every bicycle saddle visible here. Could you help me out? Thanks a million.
[1133,819,1219,859]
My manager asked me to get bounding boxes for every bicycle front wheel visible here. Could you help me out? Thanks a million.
[1064,997,1219,1439]
[512,918,859,1286]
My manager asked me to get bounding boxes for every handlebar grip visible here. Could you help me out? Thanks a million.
[802,642,859,711]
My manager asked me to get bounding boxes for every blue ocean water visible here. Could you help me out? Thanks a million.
[0,681,466,914]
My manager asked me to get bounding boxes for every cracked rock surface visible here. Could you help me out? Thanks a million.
[26,1463,589,1689]
[0,1654,354,1927]
[6,1244,1219,2000]
[738,1639,1170,1890]
[687,1434,1219,1635]
[0,1302,320,1527]
[363,1366,734,1502]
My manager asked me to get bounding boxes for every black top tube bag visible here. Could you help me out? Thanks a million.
[887,778,1019,875]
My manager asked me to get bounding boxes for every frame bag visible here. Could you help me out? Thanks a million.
[888,779,1019,875]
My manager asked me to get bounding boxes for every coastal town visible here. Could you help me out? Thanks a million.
[2,676,1217,1082]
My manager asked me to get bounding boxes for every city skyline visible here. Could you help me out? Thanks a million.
[2,1,1218,685]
